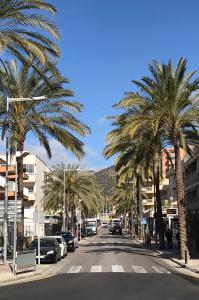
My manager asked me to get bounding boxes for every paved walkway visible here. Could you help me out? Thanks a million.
[134,236,199,274]
[0,237,90,285]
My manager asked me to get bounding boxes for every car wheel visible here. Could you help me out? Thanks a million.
[72,244,75,252]
[53,255,58,264]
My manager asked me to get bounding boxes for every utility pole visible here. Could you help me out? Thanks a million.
[3,97,9,263]
[63,170,66,231]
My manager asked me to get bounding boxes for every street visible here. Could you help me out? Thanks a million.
[0,229,199,300]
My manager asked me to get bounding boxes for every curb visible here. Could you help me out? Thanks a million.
[132,236,199,275]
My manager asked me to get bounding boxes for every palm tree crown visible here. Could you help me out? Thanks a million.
[0,59,90,158]
[0,0,60,64]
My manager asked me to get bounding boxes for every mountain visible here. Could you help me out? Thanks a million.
[95,166,116,198]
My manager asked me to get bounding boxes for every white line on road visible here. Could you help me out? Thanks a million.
[152,266,171,274]
[90,265,102,272]
[112,265,124,272]
[132,266,147,273]
[67,266,82,273]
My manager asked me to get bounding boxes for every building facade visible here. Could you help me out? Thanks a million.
[184,149,199,253]
[0,152,49,241]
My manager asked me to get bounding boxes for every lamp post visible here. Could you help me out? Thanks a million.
[3,96,45,264]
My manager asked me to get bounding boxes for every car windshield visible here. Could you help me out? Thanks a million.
[62,233,73,239]
[30,239,56,247]
[56,238,62,244]
[87,222,95,227]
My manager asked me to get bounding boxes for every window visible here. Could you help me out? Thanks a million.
[24,164,35,174]
[24,225,35,237]
[27,185,34,193]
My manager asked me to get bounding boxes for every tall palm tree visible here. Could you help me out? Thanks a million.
[113,181,136,234]
[0,0,59,66]
[0,60,90,246]
[128,57,199,259]
[104,96,166,248]
[43,164,102,230]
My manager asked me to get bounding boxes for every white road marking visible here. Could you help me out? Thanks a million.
[152,266,171,274]
[112,265,124,272]
[90,265,102,272]
[132,266,147,273]
[67,266,82,273]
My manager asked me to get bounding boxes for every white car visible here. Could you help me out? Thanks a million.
[101,222,108,228]
[48,236,67,258]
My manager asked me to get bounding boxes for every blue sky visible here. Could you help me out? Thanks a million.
[3,0,199,170]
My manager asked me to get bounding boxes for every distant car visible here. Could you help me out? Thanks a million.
[109,219,122,232]
[29,238,61,263]
[55,232,78,252]
[48,236,67,258]
[86,227,94,236]
[112,224,122,235]
[101,222,108,228]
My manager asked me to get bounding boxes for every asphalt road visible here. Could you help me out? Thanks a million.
[0,229,199,300]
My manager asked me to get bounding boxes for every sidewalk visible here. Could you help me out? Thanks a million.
[0,237,89,285]
[135,236,199,274]
[0,258,56,285]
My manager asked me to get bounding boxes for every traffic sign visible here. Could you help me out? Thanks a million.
[141,218,147,225]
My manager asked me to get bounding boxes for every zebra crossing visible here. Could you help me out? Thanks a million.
[66,265,171,274]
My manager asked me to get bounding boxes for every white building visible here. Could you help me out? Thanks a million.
[22,153,49,237]
[0,152,49,239]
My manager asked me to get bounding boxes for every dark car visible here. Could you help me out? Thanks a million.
[29,238,61,263]
[0,237,13,259]
[112,224,122,235]
[55,232,77,252]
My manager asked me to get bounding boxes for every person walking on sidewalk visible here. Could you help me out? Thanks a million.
[165,228,173,249]
[145,227,151,248]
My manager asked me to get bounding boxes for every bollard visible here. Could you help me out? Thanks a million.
[185,250,188,265]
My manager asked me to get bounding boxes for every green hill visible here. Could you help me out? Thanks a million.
[95,166,116,198]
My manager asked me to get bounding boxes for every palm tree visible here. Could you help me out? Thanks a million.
[138,57,199,259]
[43,164,102,230]
[104,96,166,248]
[113,181,136,235]
[0,0,59,67]
[0,60,90,247]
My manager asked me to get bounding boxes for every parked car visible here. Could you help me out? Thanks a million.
[0,237,13,259]
[48,236,67,258]
[112,224,122,235]
[29,238,61,263]
[55,232,78,252]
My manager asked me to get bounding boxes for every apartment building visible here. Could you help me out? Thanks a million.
[184,149,199,253]
[142,148,179,229]
[0,152,49,240]
[0,158,29,244]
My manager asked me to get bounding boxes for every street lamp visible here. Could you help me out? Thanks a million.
[3,96,46,264]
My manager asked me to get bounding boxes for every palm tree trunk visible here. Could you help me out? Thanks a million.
[174,141,190,260]
[136,175,143,238]
[16,140,24,250]
[154,154,165,249]
[66,190,69,230]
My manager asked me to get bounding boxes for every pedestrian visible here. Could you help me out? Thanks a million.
[145,228,151,247]
[165,228,173,249]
